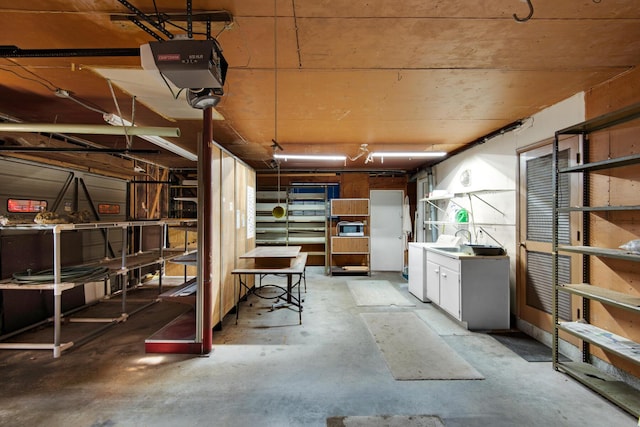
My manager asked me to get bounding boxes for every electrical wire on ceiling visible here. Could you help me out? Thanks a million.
[0,59,57,92]
[1,58,108,116]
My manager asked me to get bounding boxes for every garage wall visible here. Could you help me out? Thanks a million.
[420,93,585,316]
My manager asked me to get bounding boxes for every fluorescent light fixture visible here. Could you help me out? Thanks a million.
[104,113,196,161]
[274,153,347,161]
[371,151,447,158]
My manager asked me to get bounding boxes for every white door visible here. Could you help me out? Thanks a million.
[370,190,404,271]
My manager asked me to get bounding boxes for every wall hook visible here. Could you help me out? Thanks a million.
[513,0,534,22]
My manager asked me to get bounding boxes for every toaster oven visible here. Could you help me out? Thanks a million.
[337,221,365,236]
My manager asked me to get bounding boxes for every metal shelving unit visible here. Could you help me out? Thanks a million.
[420,189,515,246]
[255,185,329,265]
[0,219,197,358]
[329,198,370,276]
[552,102,640,417]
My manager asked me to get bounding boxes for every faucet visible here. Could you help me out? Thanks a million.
[455,228,472,244]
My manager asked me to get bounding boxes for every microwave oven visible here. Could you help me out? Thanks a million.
[337,221,364,236]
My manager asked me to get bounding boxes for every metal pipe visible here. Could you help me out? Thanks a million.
[198,106,214,354]
[53,226,62,358]
[0,147,159,153]
[0,123,180,137]
[0,46,140,58]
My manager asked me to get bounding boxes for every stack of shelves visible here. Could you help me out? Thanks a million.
[169,174,197,219]
[0,219,197,358]
[255,189,288,245]
[552,102,640,417]
[255,185,329,265]
[420,189,514,245]
[330,198,370,276]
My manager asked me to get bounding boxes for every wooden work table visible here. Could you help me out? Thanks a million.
[233,247,307,324]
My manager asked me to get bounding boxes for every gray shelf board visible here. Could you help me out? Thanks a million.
[288,193,326,201]
[288,227,326,232]
[287,237,327,244]
[559,283,640,313]
[556,101,640,135]
[558,245,640,262]
[255,239,288,245]
[559,153,640,173]
[255,216,287,223]
[287,216,326,222]
[556,361,640,418]
[558,205,640,213]
[287,206,326,212]
[557,322,640,366]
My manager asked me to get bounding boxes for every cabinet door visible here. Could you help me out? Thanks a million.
[439,265,460,319]
[408,246,424,299]
[425,259,440,304]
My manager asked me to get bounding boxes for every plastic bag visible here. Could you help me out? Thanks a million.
[619,239,640,254]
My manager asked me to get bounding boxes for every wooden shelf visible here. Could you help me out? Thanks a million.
[559,284,640,313]
[330,198,370,216]
[558,205,640,213]
[331,236,369,254]
[557,245,640,262]
[558,322,640,366]
[555,361,640,418]
[329,198,370,275]
[559,153,640,173]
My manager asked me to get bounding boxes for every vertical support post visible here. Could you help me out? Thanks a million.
[551,132,559,369]
[121,225,128,314]
[53,225,62,358]
[197,106,214,354]
[184,226,189,283]
[581,133,591,363]
[159,222,166,294]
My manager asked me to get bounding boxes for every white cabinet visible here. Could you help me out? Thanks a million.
[425,248,509,330]
[408,243,427,301]
[438,265,460,317]
[425,259,441,305]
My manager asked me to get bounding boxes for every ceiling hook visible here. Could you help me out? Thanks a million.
[513,0,534,23]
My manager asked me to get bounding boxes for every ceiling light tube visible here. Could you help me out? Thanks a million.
[274,154,346,161]
[371,151,446,158]
[104,113,196,161]
[0,121,181,138]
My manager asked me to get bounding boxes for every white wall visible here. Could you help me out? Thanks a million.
[421,92,586,313]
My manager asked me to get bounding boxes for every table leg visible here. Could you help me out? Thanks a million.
[235,274,241,324]
[297,273,302,325]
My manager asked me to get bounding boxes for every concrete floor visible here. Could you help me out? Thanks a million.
[0,268,636,427]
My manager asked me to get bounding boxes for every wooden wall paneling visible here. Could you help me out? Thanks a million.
[235,161,255,294]
[340,173,369,198]
[585,67,640,119]
[165,226,197,277]
[209,146,223,326]
[369,176,408,190]
[220,152,237,317]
